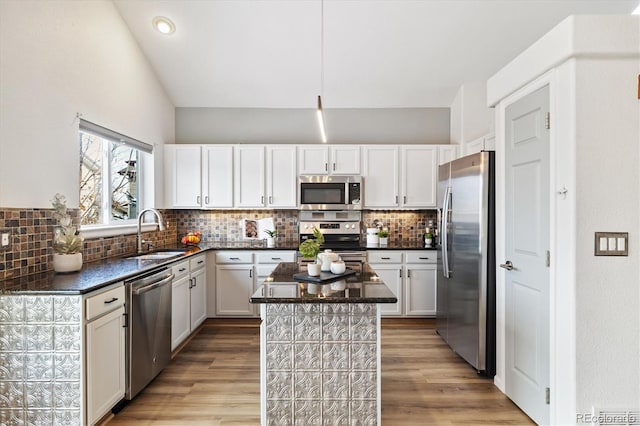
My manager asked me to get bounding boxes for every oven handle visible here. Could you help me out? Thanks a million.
[133,274,174,296]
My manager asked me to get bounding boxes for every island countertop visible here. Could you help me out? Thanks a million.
[249,262,397,304]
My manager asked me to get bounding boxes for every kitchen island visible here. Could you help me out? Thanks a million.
[250,262,397,426]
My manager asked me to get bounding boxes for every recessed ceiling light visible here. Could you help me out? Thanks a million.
[152,16,175,35]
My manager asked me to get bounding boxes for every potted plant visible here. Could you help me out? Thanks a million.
[298,227,324,276]
[51,193,84,273]
[378,229,389,245]
[425,232,433,247]
[264,229,278,248]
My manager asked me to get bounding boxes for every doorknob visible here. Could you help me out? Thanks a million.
[500,261,515,271]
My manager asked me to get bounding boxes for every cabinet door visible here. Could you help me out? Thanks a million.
[363,146,399,208]
[371,264,403,317]
[190,267,207,329]
[267,145,297,208]
[484,134,496,151]
[438,145,458,165]
[216,265,254,316]
[405,265,437,316]
[203,145,233,208]
[465,137,485,156]
[330,145,360,174]
[298,146,329,175]
[166,145,202,208]
[401,146,437,208]
[235,145,265,207]
[86,306,125,425]
[171,274,191,351]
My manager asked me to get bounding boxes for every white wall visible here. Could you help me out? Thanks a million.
[0,0,175,208]
[175,107,450,145]
[449,81,494,146]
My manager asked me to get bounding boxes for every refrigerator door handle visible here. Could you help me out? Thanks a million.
[441,186,452,278]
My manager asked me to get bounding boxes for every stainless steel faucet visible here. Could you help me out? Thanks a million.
[137,208,166,253]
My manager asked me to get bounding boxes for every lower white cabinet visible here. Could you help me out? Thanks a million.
[85,283,126,425]
[216,264,255,316]
[368,250,436,317]
[405,264,437,316]
[171,254,207,351]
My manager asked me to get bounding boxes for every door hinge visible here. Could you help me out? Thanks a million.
[545,387,550,404]
[545,112,551,129]
[546,250,550,268]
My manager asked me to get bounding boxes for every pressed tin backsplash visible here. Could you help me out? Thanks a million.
[0,207,436,281]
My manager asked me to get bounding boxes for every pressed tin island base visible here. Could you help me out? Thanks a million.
[260,303,381,425]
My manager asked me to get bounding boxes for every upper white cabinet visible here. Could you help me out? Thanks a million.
[363,146,400,208]
[165,145,233,209]
[464,133,495,156]
[266,146,297,208]
[202,146,233,208]
[401,146,438,208]
[235,145,266,208]
[363,145,437,209]
[166,145,202,208]
[298,145,360,175]
[438,145,458,165]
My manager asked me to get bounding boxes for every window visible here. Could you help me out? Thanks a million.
[79,120,153,227]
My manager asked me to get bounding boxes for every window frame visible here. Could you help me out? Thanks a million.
[79,119,155,237]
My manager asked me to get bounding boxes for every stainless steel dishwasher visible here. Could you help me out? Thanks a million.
[124,267,174,400]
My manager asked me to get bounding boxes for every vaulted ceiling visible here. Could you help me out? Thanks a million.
[114,0,637,109]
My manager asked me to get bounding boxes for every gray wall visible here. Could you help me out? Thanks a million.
[176,107,450,144]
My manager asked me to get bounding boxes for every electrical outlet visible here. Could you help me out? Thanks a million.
[0,229,10,250]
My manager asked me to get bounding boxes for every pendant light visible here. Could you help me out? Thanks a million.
[317,0,328,143]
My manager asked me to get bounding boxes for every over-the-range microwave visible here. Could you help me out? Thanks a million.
[298,175,362,210]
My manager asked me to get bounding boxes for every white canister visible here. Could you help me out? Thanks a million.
[366,228,379,246]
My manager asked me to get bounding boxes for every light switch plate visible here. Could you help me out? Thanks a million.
[594,232,628,256]
[0,229,10,250]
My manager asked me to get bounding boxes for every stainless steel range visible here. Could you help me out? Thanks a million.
[298,211,366,269]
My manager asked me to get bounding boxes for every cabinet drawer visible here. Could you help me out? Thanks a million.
[171,260,190,278]
[216,251,253,264]
[86,284,125,321]
[190,254,206,270]
[405,251,437,264]
[367,251,403,263]
[255,251,296,264]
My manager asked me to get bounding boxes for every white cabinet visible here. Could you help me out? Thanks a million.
[85,284,125,425]
[368,250,436,317]
[298,145,360,175]
[165,145,233,208]
[438,145,458,165]
[202,145,234,208]
[189,255,207,329]
[235,145,266,208]
[404,264,437,316]
[266,146,297,208]
[171,255,207,351]
[401,146,438,208]
[464,133,495,156]
[372,264,403,317]
[363,145,438,209]
[171,261,191,351]
[404,251,437,317]
[254,250,297,316]
[363,146,399,208]
[215,251,254,316]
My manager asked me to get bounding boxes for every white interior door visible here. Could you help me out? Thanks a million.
[504,85,550,425]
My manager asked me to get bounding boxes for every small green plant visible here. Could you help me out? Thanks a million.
[378,230,389,238]
[264,229,278,237]
[425,232,433,240]
[298,226,324,259]
[51,193,84,254]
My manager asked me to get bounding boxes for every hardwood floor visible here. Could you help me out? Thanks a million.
[107,318,534,425]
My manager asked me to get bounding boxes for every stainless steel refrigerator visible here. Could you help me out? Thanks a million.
[436,151,496,377]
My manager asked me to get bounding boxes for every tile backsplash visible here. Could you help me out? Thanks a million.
[0,207,437,281]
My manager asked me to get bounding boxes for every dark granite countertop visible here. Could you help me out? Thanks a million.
[0,240,437,295]
[250,262,398,304]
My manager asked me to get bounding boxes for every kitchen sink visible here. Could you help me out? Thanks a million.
[128,251,187,261]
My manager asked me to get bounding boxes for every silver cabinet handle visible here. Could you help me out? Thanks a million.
[395,196,398,204]
[269,196,273,204]
[500,261,515,271]
[197,195,201,204]
[407,270,411,278]
[325,163,328,171]
[261,195,264,204]
[333,163,336,171]
[230,257,240,260]
[205,196,209,204]
[403,195,407,204]
[269,287,273,297]
[271,257,282,260]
